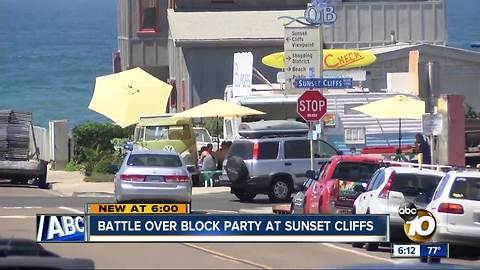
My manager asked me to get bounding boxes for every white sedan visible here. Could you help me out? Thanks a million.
[426,170,480,249]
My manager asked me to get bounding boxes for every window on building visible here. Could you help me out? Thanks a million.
[139,0,159,33]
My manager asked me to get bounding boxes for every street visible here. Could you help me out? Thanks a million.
[0,184,479,269]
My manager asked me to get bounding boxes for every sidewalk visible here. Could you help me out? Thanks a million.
[47,170,229,197]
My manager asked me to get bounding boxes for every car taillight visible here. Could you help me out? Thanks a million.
[120,174,145,182]
[252,143,259,160]
[378,171,396,199]
[438,203,464,214]
[330,181,338,199]
[165,175,190,182]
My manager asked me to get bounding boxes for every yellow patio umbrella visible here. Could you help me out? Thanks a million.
[352,95,425,151]
[88,67,172,128]
[176,99,265,146]
[175,99,265,118]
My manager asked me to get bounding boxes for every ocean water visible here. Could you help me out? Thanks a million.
[0,0,479,128]
[0,0,116,127]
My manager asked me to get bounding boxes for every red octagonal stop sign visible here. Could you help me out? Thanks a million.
[297,90,327,122]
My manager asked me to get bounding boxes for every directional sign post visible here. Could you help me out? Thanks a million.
[297,90,327,170]
[284,27,323,90]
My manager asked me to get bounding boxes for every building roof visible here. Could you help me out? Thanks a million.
[167,9,304,47]
[365,43,480,63]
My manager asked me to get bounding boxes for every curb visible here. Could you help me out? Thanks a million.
[72,192,114,197]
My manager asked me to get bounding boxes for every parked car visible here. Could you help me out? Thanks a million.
[114,150,192,203]
[193,127,218,151]
[353,167,444,251]
[304,155,382,215]
[132,115,200,185]
[223,120,340,202]
[291,168,324,214]
[426,170,480,250]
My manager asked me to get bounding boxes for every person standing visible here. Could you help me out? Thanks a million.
[215,141,230,170]
[415,133,431,165]
[202,143,217,171]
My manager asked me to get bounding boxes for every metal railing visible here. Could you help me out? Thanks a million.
[385,161,453,172]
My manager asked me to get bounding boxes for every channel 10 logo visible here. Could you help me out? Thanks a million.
[36,215,85,242]
[398,202,436,243]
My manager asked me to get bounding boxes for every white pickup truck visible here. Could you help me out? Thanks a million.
[193,127,218,151]
[0,110,48,188]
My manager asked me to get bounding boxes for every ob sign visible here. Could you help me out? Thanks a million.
[297,90,327,122]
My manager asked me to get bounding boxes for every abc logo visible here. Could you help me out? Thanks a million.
[398,202,436,243]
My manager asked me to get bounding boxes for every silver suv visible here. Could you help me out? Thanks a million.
[223,136,340,202]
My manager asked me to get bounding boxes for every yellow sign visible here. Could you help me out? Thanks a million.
[88,203,189,214]
[262,50,377,70]
[323,113,336,127]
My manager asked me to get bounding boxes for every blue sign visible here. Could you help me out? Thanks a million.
[420,243,449,257]
[37,215,85,242]
[87,214,389,242]
[294,78,353,89]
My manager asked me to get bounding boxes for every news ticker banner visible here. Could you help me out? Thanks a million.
[37,205,389,243]
[392,243,449,258]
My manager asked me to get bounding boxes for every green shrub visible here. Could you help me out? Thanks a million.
[84,173,115,182]
[83,149,103,176]
[111,138,130,152]
[72,122,131,164]
[64,161,83,172]
[93,153,124,174]
[465,103,479,119]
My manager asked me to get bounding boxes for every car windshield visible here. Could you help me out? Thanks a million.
[449,177,480,201]
[194,129,212,143]
[145,125,191,140]
[391,173,442,199]
[332,162,379,182]
[127,154,182,167]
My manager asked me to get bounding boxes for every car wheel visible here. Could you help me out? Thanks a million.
[352,242,364,248]
[37,161,48,188]
[365,242,379,251]
[233,191,256,202]
[115,196,122,204]
[114,189,122,203]
[268,178,292,202]
[318,197,323,214]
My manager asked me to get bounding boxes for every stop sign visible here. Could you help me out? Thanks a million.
[297,90,327,122]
